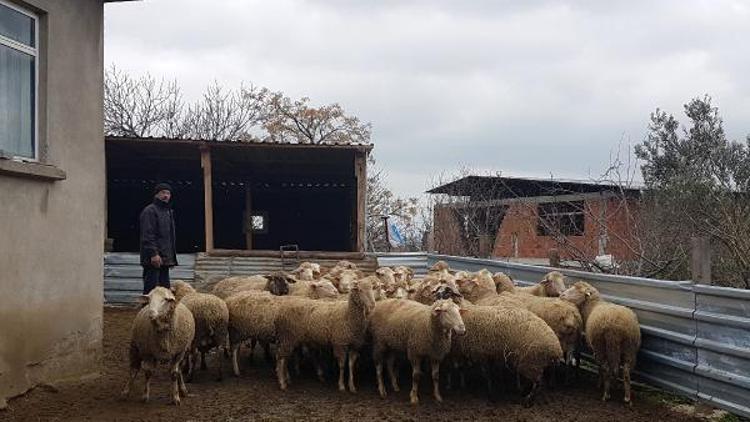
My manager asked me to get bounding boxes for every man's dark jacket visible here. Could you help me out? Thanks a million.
[139,198,178,267]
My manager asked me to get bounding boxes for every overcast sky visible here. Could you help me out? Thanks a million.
[104,0,750,198]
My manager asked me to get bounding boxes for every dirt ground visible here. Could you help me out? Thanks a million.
[4,307,710,422]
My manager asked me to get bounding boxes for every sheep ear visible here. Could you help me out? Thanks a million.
[138,295,149,305]
[310,283,319,290]
[458,308,469,315]
[165,295,176,302]
[432,308,444,316]
[585,291,591,297]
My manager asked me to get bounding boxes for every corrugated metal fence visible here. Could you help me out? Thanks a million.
[376,253,750,418]
[104,253,196,305]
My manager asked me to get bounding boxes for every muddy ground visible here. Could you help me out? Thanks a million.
[4,307,708,422]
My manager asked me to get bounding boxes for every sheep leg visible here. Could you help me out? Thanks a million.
[482,361,494,401]
[623,361,632,405]
[121,366,140,400]
[409,356,422,405]
[141,360,154,403]
[386,353,400,392]
[431,359,443,403]
[276,356,288,391]
[263,342,273,363]
[170,353,185,405]
[231,342,242,377]
[178,370,189,397]
[333,345,348,392]
[601,362,611,402]
[373,345,387,398]
[348,349,359,393]
[248,339,256,364]
[185,350,195,383]
[215,346,224,382]
[522,380,539,408]
[200,350,207,371]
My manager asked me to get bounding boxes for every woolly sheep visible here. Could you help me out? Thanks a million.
[170,280,229,382]
[560,281,641,404]
[428,260,451,273]
[274,278,376,392]
[408,271,462,305]
[458,272,582,366]
[515,271,567,297]
[451,302,562,405]
[121,287,195,406]
[227,281,339,377]
[212,273,290,299]
[325,268,363,293]
[370,299,466,404]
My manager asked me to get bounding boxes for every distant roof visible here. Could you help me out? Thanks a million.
[105,135,374,152]
[427,175,642,199]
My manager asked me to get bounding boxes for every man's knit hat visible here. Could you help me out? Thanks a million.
[153,182,173,195]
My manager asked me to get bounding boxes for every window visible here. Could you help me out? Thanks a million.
[537,201,585,236]
[0,1,37,160]
[250,213,268,234]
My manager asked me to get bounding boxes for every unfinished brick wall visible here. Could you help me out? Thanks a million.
[492,197,639,262]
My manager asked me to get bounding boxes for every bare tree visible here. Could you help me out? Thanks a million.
[182,82,268,141]
[104,65,183,137]
[263,93,372,144]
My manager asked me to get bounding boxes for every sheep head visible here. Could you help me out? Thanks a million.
[559,281,599,306]
[492,272,515,293]
[350,277,376,315]
[431,299,467,336]
[266,272,291,296]
[169,280,195,302]
[541,271,567,296]
[142,286,177,332]
[309,280,339,299]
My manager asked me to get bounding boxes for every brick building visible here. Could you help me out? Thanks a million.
[429,176,641,265]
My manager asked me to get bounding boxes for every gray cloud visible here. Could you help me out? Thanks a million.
[104,0,750,198]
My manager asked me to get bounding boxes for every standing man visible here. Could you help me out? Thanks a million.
[140,182,178,294]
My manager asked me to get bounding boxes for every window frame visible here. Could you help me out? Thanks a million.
[0,0,39,161]
[537,200,586,237]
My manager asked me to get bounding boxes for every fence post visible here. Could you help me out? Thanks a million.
[548,248,560,267]
[691,237,711,284]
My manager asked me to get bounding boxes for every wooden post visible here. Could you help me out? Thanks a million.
[244,184,253,250]
[200,145,214,253]
[548,248,560,267]
[354,151,367,252]
[691,237,711,284]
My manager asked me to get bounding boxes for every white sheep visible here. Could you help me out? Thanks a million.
[560,281,641,404]
[121,287,195,405]
[170,280,229,382]
[515,271,567,297]
[370,298,466,404]
[274,278,376,392]
[212,273,290,299]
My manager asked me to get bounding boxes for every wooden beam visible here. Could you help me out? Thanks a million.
[209,249,366,260]
[354,151,367,252]
[244,185,253,250]
[201,145,214,252]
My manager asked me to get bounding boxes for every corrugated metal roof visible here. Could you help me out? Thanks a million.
[105,135,374,150]
[428,175,642,197]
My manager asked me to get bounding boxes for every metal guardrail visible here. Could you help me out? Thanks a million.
[374,253,750,418]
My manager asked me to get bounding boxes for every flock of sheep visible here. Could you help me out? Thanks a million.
[120,260,642,408]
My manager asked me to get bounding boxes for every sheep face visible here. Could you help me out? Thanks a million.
[559,281,599,306]
[431,283,463,305]
[432,299,466,336]
[142,286,177,332]
[350,278,376,315]
[541,271,567,296]
[169,280,195,302]
[335,269,361,293]
[310,280,340,299]
[393,266,414,284]
[292,267,315,281]
[297,262,321,277]
[267,273,290,296]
